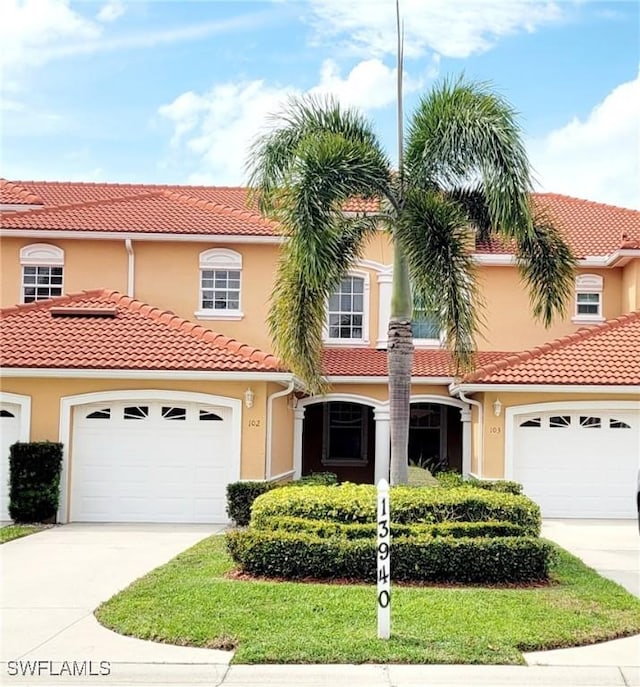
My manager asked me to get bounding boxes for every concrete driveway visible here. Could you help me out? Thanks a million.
[1,523,232,675]
[541,519,640,597]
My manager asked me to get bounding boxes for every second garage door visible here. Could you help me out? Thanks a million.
[71,400,235,523]
[513,409,639,518]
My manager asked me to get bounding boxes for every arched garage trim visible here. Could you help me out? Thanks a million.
[504,399,640,481]
[0,391,31,443]
[58,389,242,523]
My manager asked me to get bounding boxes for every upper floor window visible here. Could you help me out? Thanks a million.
[195,248,243,321]
[412,307,441,345]
[326,274,368,343]
[20,243,64,303]
[573,274,604,323]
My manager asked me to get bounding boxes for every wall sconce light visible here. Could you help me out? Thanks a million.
[493,398,502,417]
[244,388,255,409]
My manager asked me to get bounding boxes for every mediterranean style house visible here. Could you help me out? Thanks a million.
[1,178,638,523]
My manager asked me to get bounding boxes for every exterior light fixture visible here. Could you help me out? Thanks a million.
[244,388,255,409]
[493,398,502,417]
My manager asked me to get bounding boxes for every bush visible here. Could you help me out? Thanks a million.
[9,442,63,523]
[437,472,523,495]
[226,473,339,526]
[262,516,527,539]
[226,481,274,526]
[226,528,555,583]
[251,483,541,535]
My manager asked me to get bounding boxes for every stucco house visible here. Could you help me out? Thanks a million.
[1,178,638,523]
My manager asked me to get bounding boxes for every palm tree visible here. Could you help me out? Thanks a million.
[247,77,575,485]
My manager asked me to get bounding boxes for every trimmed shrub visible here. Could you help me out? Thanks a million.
[251,483,541,535]
[437,472,523,495]
[226,529,555,583]
[9,442,63,523]
[289,472,338,486]
[226,481,274,526]
[226,473,340,526]
[263,516,526,540]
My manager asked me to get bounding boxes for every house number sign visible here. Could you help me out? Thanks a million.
[377,478,390,639]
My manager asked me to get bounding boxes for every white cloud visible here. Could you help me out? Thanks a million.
[159,80,297,185]
[1,0,273,76]
[529,72,640,210]
[97,1,125,23]
[1,0,101,72]
[308,0,564,59]
[158,53,430,184]
[309,58,431,110]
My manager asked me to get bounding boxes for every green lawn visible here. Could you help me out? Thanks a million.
[0,524,47,544]
[95,535,640,664]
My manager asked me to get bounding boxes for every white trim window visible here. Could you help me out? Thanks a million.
[322,402,369,465]
[325,273,369,344]
[20,243,64,303]
[195,248,243,320]
[573,274,604,323]
[412,308,443,347]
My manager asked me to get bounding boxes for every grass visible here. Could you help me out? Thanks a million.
[0,524,47,544]
[96,535,640,664]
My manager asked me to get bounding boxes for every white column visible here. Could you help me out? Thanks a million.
[293,406,306,479]
[460,408,472,477]
[374,406,391,482]
[376,271,393,349]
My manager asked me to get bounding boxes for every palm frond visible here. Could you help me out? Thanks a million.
[405,77,534,240]
[397,189,482,372]
[516,211,577,327]
[247,94,392,217]
[269,215,379,392]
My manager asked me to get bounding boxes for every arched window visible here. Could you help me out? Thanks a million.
[20,244,64,303]
[195,248,243,320]
[574,274,604,323]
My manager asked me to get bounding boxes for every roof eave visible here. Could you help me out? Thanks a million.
[0,367,293,382]
[450,382,640,395]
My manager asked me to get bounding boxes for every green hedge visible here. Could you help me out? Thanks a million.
[226,482,274,526]
[251,484,541,535]
[9,442,63,523]
[226,473,339,526]
[437,472,523,495]
[226,529,555,583]
[263,516,526,540]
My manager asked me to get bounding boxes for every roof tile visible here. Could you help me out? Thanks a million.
[322,348,510,378]
[2,181,638,257]
[464,311,640,385]
[0,289,283,372]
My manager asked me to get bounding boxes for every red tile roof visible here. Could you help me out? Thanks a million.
[0,190,276,236]
[322,348,510,378]
[476,194,640,259]
[2,181,638,257]
[0,179,44,205]
[463,311,640,386]
[0,290,283,372]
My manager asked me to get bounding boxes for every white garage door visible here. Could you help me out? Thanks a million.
[1,403,21,521]
[71,400,235,523]
[513,409,639,518]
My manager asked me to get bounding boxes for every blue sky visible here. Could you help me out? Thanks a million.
[2,0,638,208]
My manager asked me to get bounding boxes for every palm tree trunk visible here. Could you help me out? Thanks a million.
[388,317,413,485]
[388,244,414,485]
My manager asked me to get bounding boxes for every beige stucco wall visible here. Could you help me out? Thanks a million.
[622,260,640,312]
[268,383,295,479]
[0,377,275,480]
[1,237,128,307]
[476,267,623,351]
